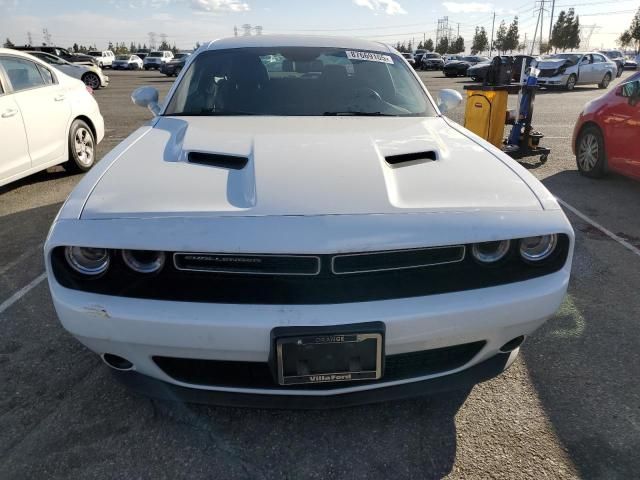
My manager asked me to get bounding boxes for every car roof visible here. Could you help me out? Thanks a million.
[0,47,52,60]
[202,35,391,53]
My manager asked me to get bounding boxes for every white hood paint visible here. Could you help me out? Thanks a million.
[81,116,542,219]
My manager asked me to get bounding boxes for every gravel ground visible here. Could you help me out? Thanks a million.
[1,69,639,479]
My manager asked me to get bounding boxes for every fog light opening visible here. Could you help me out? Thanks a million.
[102,353,134,371]
[499,336,525,353]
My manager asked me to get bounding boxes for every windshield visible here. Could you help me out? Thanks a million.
[600,51,621,59]
[116,55,130,60]
[462,56,477,62]
[174,53,188,59]
[425,54,440,59]
[88,51,101,56]
[149,52,162,57]
[165,47,435,117]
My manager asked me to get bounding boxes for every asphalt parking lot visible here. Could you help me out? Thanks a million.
[2,69,640,479]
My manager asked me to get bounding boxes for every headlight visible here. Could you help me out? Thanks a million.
[122,250,166,274]
[64,246,110,275]
[519,235,558,262]
[471,240,511,264]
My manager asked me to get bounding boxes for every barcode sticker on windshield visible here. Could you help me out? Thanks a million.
[346,50,394,64]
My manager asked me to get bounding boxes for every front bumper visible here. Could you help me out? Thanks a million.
[49,265,569,399]
[113,350,518,408]
[536,73,569,86]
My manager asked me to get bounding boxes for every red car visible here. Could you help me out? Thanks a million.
[573,72,640,179]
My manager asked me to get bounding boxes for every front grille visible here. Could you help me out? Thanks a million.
[538,68,558,77]
[153,341,486,389]
[50,235,570,304]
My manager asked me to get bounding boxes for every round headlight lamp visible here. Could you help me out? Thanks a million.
[122,250,166,274]
[471,240,511,264]
[64,246,110,276]
[519,235,557,262]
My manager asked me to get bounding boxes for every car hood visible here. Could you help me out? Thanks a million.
[81,116,543,219]
[445,61,470,67]
[537,58,574,69]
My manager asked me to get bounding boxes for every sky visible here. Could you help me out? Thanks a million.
[0,0,637,53]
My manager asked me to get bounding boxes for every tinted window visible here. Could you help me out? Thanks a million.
[0,57,46,91]
[592,54,606,63]
[36,64,55,85]
[166,47,435,117]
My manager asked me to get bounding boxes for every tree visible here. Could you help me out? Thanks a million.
[493,20,508,54]
[407,40,413,52]
[620,7,640,53]
[158,40,171,51]
[425,38,434,51]
[130,42,136,53]
[435,36,449,55]
[449,36,465,54]
[566,9,580,51]
[550,10,567,51]
[505,17,520,53]
[471,27,488,54]
[3,38,14,48]
[416,40,424,50]
[539,42,552,54]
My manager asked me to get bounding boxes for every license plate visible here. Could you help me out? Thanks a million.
[272,322,384,386]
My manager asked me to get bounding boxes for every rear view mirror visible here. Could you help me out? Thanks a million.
[131,86,161,116]
[437,89,463,114]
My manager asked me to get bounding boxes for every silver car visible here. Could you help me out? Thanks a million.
[536,52,617,91]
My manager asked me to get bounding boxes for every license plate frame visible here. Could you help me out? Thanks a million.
[270,322,385,386]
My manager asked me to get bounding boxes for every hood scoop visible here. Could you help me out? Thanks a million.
[188,151,248,170]
[385,151,437,166]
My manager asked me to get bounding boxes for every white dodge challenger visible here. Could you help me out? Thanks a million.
[45,36,574,408]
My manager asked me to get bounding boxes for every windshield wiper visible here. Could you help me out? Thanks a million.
[171,110,261,116]
[323,111,395,116]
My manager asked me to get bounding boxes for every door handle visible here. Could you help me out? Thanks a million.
[1,108,18,118]
[54,94,66,102]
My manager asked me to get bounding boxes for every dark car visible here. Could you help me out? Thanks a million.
[401,52,416,68]
[443,55,489,77]
[598,50,625,77]
[160,52,191,76]
[421,53,444,70]
[11,45,98,66]
[467,55,535,82]
[135,52,149,61]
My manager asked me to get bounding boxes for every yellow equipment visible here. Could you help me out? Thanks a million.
[463,85,518,148]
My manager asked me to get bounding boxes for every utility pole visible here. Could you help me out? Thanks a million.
[548,0,555,46]
[27,31,33,46]
[530,2,542,55]
[42,28,52,45]
[489,11,496,57]
[457,23,460,38]
[539,0,545,52]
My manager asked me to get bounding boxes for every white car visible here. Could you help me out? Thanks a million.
[87,50,115,69]
[27,50,109,90]
[45,36,573,408]
[536,52,617,90]
[0,48,104,187]
[143,51,174,70]
[112,54,144,70]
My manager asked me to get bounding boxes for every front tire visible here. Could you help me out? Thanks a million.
[81,72,101,90]
[576,125,606,178]
[65,120,96,173]
[599,72,612,89]
[566,74,577,91]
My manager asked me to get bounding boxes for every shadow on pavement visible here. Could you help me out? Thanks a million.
[0,167,78,196]
[522,170,640,478]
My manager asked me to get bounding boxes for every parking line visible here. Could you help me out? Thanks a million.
[0,246,42,277]
[557,197,640,258]
[0,272,46,316]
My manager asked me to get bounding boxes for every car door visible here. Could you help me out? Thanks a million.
[577,55,596,84]
[0,60,31,184]
[0,56,71,168]
[591,54,608,82]
[605,80,640,177]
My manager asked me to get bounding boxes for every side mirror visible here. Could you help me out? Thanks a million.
[131,86,161,116]
[437,89,463,113]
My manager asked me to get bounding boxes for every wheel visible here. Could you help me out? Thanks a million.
[617,64,623,78]
[144,66,150,70]
[174,66,182,76]
[540,154,548,164]
[65,120,96,173]
[81,72,101,90]
[599,72,612,89]
[576,125,606,178]
[98,61,103,68]
[566,74,577,91]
